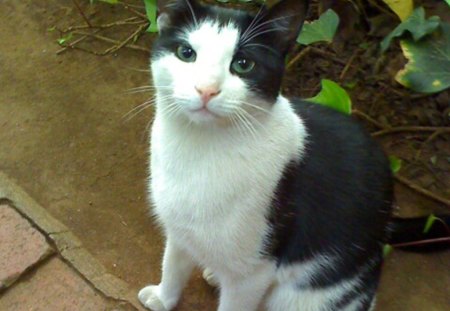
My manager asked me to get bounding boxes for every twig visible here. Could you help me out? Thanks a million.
[391,237,450,248]
[71,0,92,28]
[286,46,312,69]
[352,109,386,129]
[309,46,347,66]
[377,81,432,99]
[395,175,450,207]
[339,49,359,80]
[414,129,449,160]
[62,17,143,32]
[72,31,151,53]
[118,1,148,19]
[367,0,398,19]
[56,33,91,55]
[103,22,148,54]
[372,127,450,137]
[67,45,106,56]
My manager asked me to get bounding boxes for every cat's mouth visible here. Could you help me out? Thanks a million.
[190,107,220,118]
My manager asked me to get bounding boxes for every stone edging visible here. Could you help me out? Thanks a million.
[0,171,145,311]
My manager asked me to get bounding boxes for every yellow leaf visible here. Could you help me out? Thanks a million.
[382,0,413,21]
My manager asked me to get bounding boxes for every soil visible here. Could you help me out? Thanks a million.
[0,0,448,310]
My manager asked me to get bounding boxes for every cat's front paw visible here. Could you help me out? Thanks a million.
[202,268,219,287]
[138,285,169,311]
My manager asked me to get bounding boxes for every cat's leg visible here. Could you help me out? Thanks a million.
[138,238,195,311]
[217,263,275,311]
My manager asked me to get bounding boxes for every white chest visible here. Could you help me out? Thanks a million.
[148,98,305,273]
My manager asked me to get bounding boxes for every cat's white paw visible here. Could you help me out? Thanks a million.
[138,285,168,311]
[202,268,219,287]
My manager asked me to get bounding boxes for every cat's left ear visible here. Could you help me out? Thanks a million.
[157,0,200,33]
[262,0,309,54]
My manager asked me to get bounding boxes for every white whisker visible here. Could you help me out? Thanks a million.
[184,0,198,27]
[241,14,296,44]
[240,4,266,42]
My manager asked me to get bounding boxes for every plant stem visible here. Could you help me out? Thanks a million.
[286,46,312,69]
[372,127,450,137]
[391,237,450,248]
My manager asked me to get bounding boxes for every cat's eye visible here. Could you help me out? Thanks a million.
[231,58,255,74]
[176,45,196,62]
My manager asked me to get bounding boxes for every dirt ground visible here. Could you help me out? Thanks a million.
[0,1,449,310]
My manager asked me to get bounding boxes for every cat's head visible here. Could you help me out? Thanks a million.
[151,0,308,125]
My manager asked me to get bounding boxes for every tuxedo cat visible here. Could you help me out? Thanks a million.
[138,0,393,310]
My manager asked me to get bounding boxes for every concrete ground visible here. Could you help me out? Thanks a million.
[0,1,449,310]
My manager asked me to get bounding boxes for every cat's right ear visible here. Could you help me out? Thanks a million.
[262,0,309,54]
[157,0,200,33]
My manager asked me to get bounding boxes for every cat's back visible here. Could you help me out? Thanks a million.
[268,99,393,269]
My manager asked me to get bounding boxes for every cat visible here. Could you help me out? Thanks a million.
[138,0,394,310]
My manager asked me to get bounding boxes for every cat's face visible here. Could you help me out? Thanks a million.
[151,0,308,125]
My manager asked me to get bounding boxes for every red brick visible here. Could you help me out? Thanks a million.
[0,204,53,289]
[0,257,118,310]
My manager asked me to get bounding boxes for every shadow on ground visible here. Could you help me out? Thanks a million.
[0,1,448,310]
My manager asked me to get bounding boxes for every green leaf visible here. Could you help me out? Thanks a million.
[389,156,402,174]
[423,214,437,234]
[445,0,450,7]
[383,244,393,257]
[297,9,340,45]
[382,0,413,21]
[306,79,352,114]
[91,0,119,4]
[57,33,73,45]
[380,7,440,52]
[396,23,450,93]
[143,0,158,33]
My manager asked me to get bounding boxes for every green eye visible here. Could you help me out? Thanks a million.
[231,58,255,74]
[176,45,196,62]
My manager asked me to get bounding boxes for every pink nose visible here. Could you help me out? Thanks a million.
[195,85,221,105]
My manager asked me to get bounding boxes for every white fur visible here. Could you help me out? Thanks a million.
[139,19,368,311]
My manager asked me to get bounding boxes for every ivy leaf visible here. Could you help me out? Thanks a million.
[57,33,73,45]
[423,214,438,234]
[396,23,450,93]
[389,156,402,174]
[143,0,158,33]
[382,0,413,21]
[307,79,352,115]
[297,9,339,45]
[380,7,440,52]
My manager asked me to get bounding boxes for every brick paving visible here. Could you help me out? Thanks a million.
[0,203,141,311]
[0,205,53,290]
[0,257,117,311]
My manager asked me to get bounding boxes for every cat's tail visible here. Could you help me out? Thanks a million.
[387,214,450,252]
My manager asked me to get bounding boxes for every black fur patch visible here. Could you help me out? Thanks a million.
[265,100,393,291]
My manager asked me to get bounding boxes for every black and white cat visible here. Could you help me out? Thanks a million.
[138,0,394,310]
